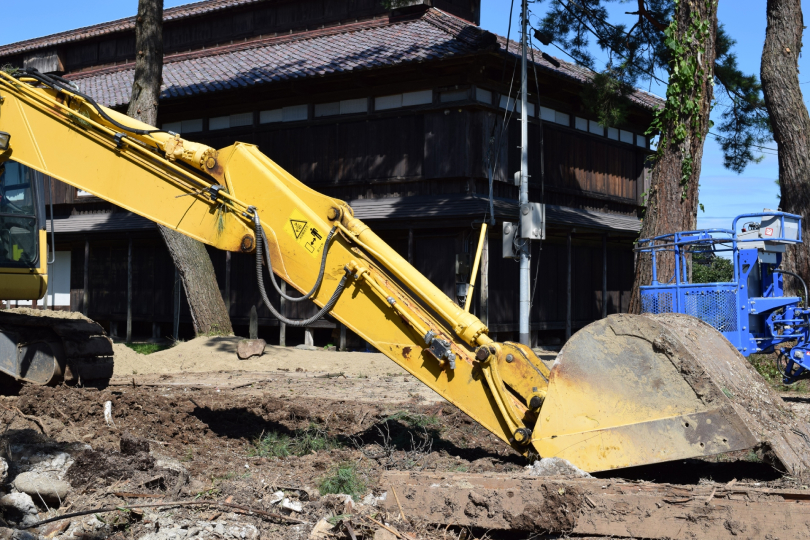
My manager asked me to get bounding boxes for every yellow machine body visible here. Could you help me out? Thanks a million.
[0,70,800,473]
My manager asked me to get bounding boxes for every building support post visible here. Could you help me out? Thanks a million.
[279,282,286,347]
[304,328,314,347]
[339,324,347,351]
[518,0,531,346]
[602,234,608,319]
[127,237,132,343]
[408,229,414,265]
[82,239,89,316]
[173,267,180,341]
[224,251,232,312]
[566,230,572,341]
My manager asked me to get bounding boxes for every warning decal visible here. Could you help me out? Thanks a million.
[290,219,307,239]
[283,209,326,258]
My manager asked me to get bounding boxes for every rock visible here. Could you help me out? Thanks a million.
[0,457,7,484]
[373,529,398,540]
[213,523,226,535]
[11,531,37,540]
[281,498,303,513]
[525,457,592,478]
[0,527,12,540]
[120,432,150,455]
[361,492,387,507]
[155,455,190,493]
[237,339,266,360]
[267,491,284,505]
[326,346,337,352]
[0,492,37,515]
[294,344,318,351]
[13,471,71,504]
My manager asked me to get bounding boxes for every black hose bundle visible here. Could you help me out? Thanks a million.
[249,207,348,327]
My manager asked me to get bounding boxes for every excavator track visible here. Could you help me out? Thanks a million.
[0,308,113,387]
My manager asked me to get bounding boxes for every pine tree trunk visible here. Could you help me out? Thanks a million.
[126,0,233,336]
[761,0,810,298]
[628,0,719,314]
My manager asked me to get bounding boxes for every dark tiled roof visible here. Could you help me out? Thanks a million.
[0,0,266,57]
[59,8,662,111]
[349,195,641,233]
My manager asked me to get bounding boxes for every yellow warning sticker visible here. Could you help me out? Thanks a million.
[283,209,325,258]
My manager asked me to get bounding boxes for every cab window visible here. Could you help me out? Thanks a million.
[0,162,39,267]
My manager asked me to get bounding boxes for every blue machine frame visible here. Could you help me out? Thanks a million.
[638,212,810,383]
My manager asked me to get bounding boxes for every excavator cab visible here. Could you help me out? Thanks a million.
[0,159,48,300]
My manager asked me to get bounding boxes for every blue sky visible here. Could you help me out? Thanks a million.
[480,0,810,233]
[3,0,805,233]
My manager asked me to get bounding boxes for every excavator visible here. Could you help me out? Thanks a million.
[1,68,809,474]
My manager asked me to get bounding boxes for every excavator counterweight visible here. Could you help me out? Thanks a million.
[1,69,809,473]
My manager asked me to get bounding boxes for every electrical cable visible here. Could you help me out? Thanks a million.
[773,269,809,308]
[249,208,349,326]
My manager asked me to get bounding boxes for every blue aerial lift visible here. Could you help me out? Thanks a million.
[638,211,809,383]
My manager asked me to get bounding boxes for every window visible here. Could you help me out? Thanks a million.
[209,116,230,130]
[575,117,588,131]
[499,96,535,117]
[0,161,39,267]
[315,98,367,117]
[440,89,468,103]
[620,130,634,144]
[375,94,402,111]
[402,90,432,106]
[539,106,555,122]
[375,90,433,111]
[607,127,619,140]
[210,112,253,130]
[259,104,309,124]
[162,118,204,134]
[475,88,492,104]
[315,102,340,118]
[554,111,570,126]
[588,120,604,136]
[636,134,647,148]
[340,98,367,114]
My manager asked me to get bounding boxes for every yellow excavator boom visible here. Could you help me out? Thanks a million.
[2,69,808,473]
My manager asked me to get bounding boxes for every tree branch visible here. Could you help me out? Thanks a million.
[627,0,668,33]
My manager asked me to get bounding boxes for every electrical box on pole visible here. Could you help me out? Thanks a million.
[520,203,546,240]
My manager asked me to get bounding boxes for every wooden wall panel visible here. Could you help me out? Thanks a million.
[413,234,455,299]
[543,125,641,202]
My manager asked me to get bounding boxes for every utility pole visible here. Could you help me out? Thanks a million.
[519,0,530,346]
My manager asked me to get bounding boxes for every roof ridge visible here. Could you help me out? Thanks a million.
[0,0,264,57]
[66,14,419,82]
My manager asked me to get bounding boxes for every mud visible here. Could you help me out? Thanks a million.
[66,449,156,486]
[503,483,584,532]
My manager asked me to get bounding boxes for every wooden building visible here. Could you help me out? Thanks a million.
[0,0,661,346]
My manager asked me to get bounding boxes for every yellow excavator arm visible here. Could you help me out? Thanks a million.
[1,69,798,473]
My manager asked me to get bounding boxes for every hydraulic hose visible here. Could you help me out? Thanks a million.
[250,208,348,327]
[774,269,809,308]
[13,68,164,136]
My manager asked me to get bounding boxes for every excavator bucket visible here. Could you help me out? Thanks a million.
[532,313,810,473]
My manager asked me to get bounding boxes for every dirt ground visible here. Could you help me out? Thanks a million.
[112,337,412,379]
[0,339,805,539]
